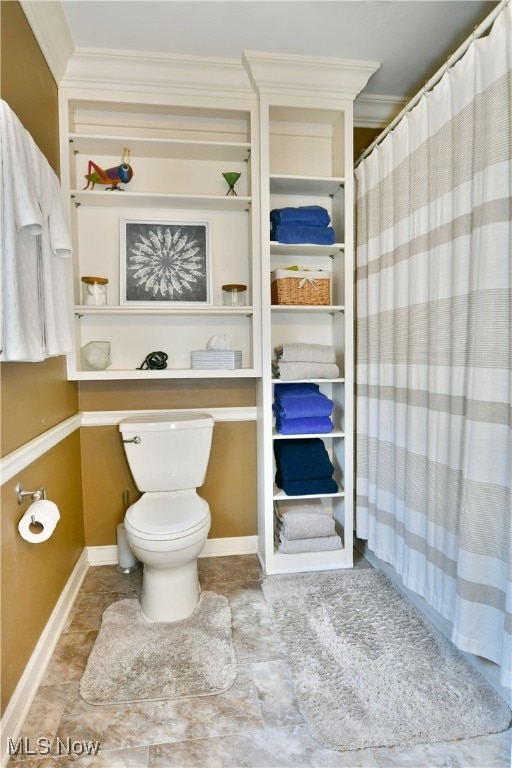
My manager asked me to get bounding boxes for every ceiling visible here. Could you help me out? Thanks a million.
[59,0,498,103]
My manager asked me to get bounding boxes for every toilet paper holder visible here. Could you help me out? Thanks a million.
[16,483,47,506]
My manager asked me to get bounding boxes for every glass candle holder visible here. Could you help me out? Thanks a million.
[222,284,247,306]
[81,276,108,306]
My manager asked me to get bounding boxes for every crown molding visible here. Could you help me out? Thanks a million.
[243,51,380,102]
[19,0,74,84]
[353,93,406,128]
[61,48,256,102]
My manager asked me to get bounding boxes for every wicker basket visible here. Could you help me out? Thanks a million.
[271,269,331,306]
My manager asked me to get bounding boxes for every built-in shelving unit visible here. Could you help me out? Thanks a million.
[60,97,260,380]
[59,49,377,577]
[243,52,362,576]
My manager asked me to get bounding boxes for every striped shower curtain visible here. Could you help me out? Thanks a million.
[355,4,511,689]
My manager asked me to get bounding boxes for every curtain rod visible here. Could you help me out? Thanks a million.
[354,0,510,168]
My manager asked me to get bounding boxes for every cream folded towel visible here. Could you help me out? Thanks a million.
[275,343,336,364]
[273,361,340,380]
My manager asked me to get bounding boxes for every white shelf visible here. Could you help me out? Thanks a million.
[74,305,254,317]
[268,549,350,574]
[271,304,344,313]
[270,174,344,197]
[273,428,345,439]
[273,483,345,501]
[270,242,344,256]
[70,190,251,211]
[69,133,251,163]
[69,367,260,381]
[272,378,345,384]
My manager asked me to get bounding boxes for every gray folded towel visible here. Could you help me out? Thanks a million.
[275,343,336,364]
[275,510,336,540]
[275,534,343,554]
[273,361,340,380]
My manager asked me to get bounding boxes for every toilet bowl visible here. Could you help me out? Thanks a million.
[119,413,214,623]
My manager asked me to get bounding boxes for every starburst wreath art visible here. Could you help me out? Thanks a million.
[121,220,210,304]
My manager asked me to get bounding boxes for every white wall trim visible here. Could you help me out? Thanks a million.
[86,545,118,566]
[0,550,89,768]
[201,535,258,557]
[243,50,379,102]
[80,407,257,427]
[0,415,82,484]
[62,48,255,101]
[354,93,406,128]
[86,536,258,567]
[0,408,256,486]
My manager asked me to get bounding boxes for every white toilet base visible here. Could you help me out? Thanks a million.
[140,558,201,622]
[126,518,210,623]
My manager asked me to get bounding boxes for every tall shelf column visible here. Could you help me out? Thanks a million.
[244,52,378,575]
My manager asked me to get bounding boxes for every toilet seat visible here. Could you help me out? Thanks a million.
[125,492,209,541]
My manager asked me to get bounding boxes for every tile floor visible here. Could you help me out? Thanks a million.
[9,552,511,768]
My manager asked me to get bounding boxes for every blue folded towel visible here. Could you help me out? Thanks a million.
[271,224,336,245]
[274,415,333,434]
[276,475,339,496]
[270,206,331,228]
[274,383,320,398]
[274,387,334,419]
[274,438,334,480]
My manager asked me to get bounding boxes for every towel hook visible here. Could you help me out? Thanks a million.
[16,483,46,506]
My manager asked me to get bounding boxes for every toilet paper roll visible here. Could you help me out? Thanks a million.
[18,500,60,543]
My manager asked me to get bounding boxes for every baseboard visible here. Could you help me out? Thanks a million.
[357,541,511,707]
[0,550,89,768]
[86,545,118,565]
[86,536,258,567]
[201,535,258,557]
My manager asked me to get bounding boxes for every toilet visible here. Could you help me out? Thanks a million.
[119,412,214,623]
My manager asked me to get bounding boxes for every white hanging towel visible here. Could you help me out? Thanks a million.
[0,100,72,361]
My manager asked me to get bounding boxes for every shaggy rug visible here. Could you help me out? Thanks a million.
[262,569,511,751]
[79,591,236,705]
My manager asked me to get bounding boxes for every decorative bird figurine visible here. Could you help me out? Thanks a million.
[84,148,134,191]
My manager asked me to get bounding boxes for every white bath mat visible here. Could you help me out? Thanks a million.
[80,591,236,705]
[262,569,511,751]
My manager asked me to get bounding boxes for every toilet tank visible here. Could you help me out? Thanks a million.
[119,413,214,492]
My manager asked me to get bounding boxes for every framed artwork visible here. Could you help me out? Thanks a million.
[120,219,211,305]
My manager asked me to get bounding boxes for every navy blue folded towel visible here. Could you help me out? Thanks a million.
[274,438,334,480]
[270,206,331,228]
[271,224,336,245]
[274,383,334,419]
[275,475,339,496]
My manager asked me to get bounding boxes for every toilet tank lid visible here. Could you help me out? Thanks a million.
[119,413,213,432]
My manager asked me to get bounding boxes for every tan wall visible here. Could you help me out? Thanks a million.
[0,1,84,716]
[0,433,84,712]
[79,380,258,544]
[353,126,382,162]
[0,1,60,174]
